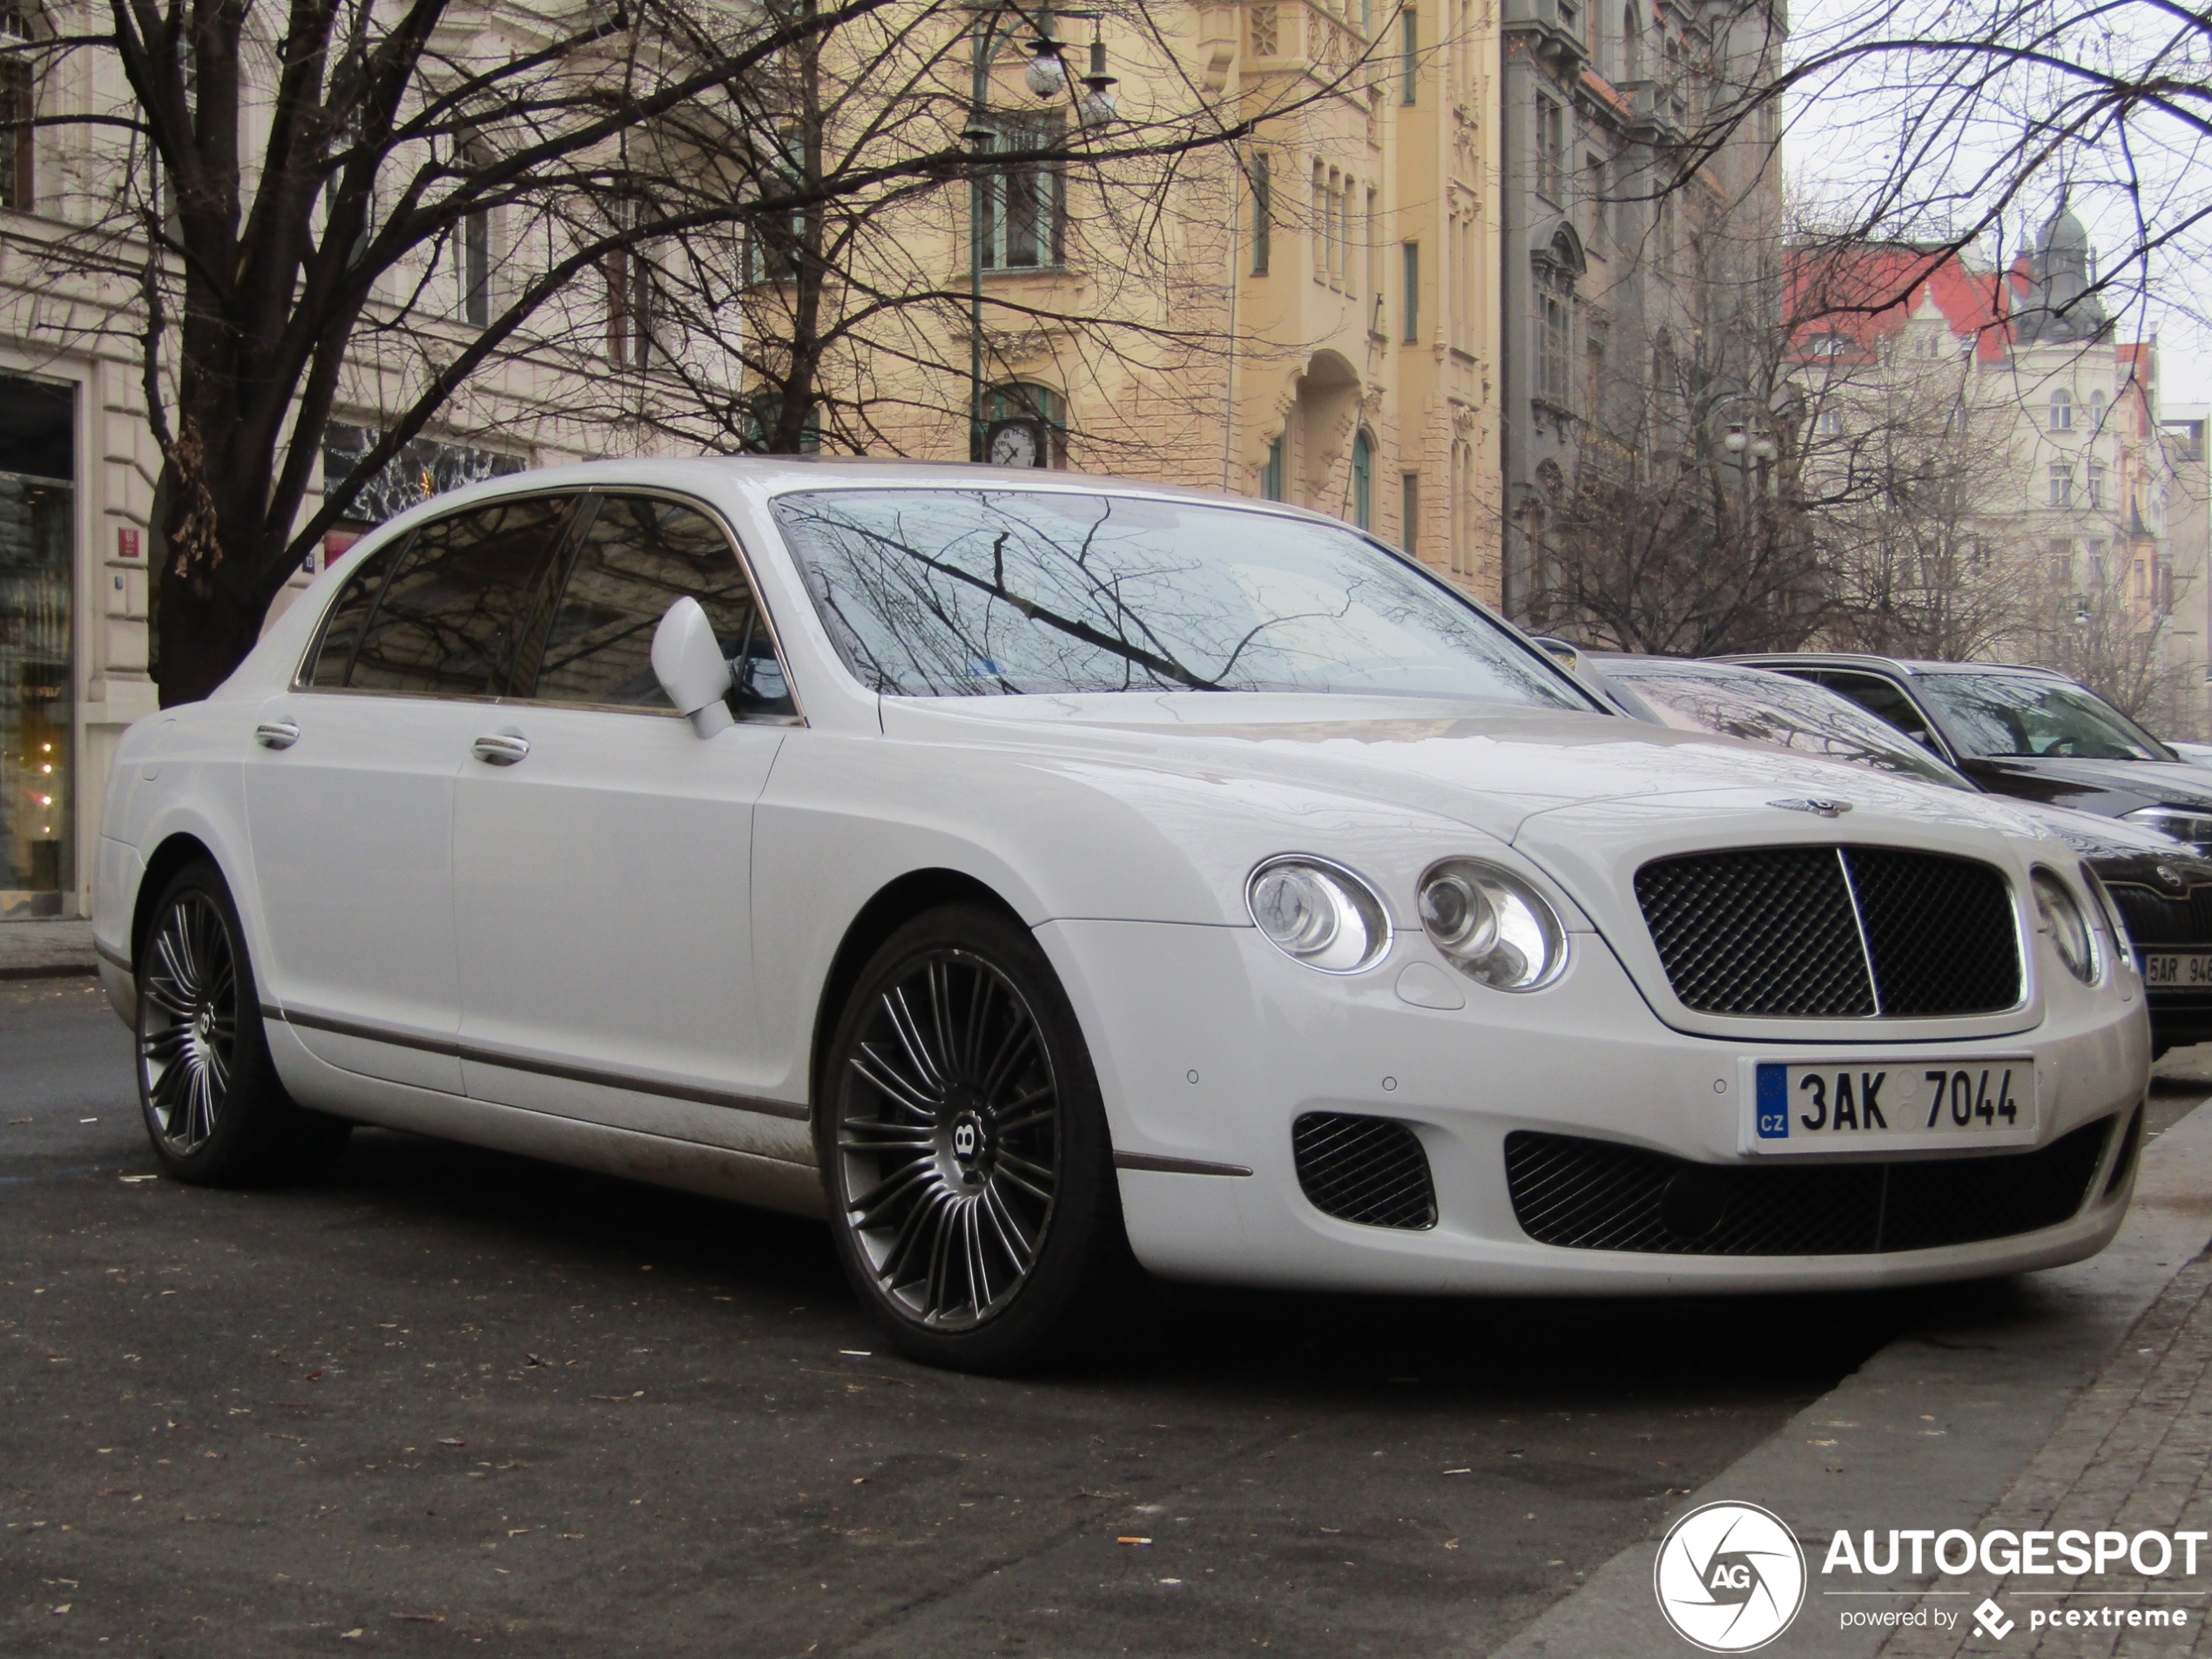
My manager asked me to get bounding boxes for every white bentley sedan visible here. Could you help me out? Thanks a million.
[95,460,2149,1370]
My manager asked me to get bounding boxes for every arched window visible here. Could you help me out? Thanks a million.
[2089,388,2107,428]
[1352,430,1374,529]
[2049,388,2074,431]
[983,383,1065,468]
[1621,1,1641,78]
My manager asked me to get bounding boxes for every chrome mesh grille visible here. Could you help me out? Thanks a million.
[1634,846,2020,1018]
[1291,1113,1437,1231]
[1502,1120,2111,1256]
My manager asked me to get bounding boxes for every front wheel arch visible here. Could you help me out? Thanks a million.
[808,868,1029,1129]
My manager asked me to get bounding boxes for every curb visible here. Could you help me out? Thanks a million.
[1482,1100,2212,1658]
[0,961,99,981]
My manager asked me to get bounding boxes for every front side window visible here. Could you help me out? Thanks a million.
[772,488,1592,706]
[320,496,577,697]
[525,495,790,717]
[1816,670,1941,750]
[1914,672,2165,761]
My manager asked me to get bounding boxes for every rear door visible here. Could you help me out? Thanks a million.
[245,494,577,1091]
[450,493,798,1144]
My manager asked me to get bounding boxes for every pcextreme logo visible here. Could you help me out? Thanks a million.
[1653,1501,1809,1652]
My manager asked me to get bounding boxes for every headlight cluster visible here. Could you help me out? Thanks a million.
[2080,862,2134,959]
[1416,859,1568,990]
[1246,857,1390,974]
[2031,867,2100,985]
[2124,805,2212,848]
[1246,853,1567,990]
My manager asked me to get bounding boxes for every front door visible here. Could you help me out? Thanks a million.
[452,494,796,1149]
[245,493,578,1091]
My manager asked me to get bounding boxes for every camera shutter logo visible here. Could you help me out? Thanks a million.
[1652,1501,1807,1652]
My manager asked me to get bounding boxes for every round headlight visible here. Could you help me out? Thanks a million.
[2032,867,2099,985]
[1417,859,1567,991]
[1247,856,1391,974]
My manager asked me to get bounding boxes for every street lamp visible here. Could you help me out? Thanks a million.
[966,6,1114,461]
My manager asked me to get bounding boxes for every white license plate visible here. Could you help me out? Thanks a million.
[2142,952,2212,988]
[1747,1058,2039,1154]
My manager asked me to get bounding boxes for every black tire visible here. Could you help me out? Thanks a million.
[135,860,351,1185]
[817,904,1136,1372]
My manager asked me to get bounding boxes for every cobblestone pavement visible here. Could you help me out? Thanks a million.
[1878,1249,2212,1658]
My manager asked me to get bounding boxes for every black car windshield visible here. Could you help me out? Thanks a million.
[1602,662,1975,790]
[772,489,1589,705]
[1914,672,2168,761]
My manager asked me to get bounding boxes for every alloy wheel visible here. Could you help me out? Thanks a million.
[837,949,1062,1329]
[138,891,239,1156]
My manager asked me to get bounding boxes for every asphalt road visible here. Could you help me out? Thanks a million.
[0,976,2183,1657]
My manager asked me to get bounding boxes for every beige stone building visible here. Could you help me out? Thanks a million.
[754,0,1507,597]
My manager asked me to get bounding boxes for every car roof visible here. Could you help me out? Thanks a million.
[1718,651,2070,679]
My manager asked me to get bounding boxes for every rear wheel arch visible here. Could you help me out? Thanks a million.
[132,833,222,971]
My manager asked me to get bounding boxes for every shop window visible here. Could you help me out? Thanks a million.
[1,23,32,212]
[0,375,73,915]
[1261,435,1285,501]
[1352,430,1374,529]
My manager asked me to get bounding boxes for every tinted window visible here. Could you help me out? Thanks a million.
[347,496,574,696]
[523,496,791,717]
[1607,663,1973,789]
[773,489,1586,706]
[305,537,407,688]
[1817,671,1941,747]
[1915,672,2166,761]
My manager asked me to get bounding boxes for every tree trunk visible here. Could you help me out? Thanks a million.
[154,563,270,707]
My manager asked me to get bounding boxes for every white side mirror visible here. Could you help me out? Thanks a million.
[651,597,735,737]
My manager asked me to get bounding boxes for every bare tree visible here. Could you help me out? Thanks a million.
[4,0,1370,703]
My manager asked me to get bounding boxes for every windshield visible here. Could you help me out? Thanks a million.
[1914,673,2168,761]
[772,489,1588,705]
[1603,662,1976,790]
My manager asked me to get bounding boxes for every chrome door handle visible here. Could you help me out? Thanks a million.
[254,720,300,750]
[471,732,530,766]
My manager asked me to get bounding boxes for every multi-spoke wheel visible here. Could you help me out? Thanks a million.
[134,861,349,1185]
[821,906,1134,1371]
[140,887,239,1157]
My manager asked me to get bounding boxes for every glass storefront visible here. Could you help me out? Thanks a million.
[0,376,73,919]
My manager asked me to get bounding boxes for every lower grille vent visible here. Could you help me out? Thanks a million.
[1293,1113,1438,1231]
[1503,1120,2110,1256]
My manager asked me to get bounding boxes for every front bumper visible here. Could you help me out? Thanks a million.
[1042,919,2148,1296]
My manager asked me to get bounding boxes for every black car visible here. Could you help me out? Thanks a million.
[1725,652,2212,855]
[1573,651,2212,1055]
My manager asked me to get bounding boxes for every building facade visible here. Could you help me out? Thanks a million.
[1787,208,2196,731]
[1497,0,1785,617]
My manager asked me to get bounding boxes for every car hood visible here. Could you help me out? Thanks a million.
[880,692,2069,919]
[1970,753,2212,813]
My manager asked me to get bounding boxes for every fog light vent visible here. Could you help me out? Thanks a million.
[1292,1113,1438,1231]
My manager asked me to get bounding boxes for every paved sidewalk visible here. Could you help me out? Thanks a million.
[1487,1092,2212,1658]
[1878,1250,2212,1656]
[0,918,96,980]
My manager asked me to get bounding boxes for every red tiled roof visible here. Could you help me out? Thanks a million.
[1786,243,2011,365]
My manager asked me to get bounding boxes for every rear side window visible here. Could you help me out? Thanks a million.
[346,496,576,697]
[522,495,792,717]
[304,538,407,688]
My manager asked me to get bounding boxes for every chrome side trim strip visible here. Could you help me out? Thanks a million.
[261,1003,806,1119]
[1114,1151,1254,1177]
[460,1044,811,1119]
[269,1004,463,1057]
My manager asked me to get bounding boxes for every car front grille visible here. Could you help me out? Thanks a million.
[1292,1113,1438,1230]
[1634,846,2021,1018]
[1502,1119,2111,1256]
[2104,881,2212,948]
